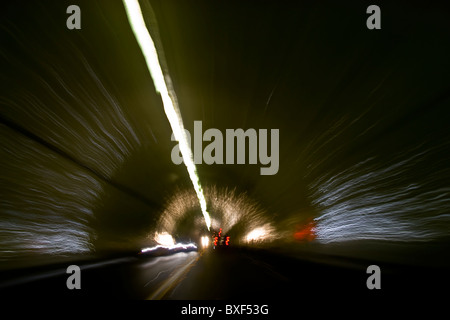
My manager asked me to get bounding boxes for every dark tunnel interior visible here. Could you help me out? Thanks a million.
[1,0,450,308]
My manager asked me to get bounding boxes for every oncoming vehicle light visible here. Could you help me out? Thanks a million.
[201,236,210,248]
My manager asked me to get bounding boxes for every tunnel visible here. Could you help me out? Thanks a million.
[1,0,449,314]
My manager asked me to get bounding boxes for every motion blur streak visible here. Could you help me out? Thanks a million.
[141,243,197,253]
[0,126,99,260]
[310,143,450,243]
[1,8,144,262]
[122,0,211,230]
[142,232,197,252]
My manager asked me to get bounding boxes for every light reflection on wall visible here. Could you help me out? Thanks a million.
[0,21,143,263]
[0,126,101,261]
[156,186,278,243]
[309,143,450,243]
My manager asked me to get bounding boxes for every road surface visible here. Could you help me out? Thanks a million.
[1,247,446,303]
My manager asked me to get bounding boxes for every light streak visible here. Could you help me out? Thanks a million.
[122,0,211,230]
[141,243,197,253]
[1,11,145,261]
[309,149,450,243]
[0,127,100,258]
[141,231,197,253]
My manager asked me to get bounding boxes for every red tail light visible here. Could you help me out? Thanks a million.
[294,219,317,241]
[214,236,218,246]
[226,236,230,246]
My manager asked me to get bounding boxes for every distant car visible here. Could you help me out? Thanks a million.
[213,235,230,249]
[212,228,230,249]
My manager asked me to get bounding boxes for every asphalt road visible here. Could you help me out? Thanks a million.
[1,247,447,304]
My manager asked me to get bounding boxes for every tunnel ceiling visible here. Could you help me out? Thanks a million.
[1,0,450,264]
